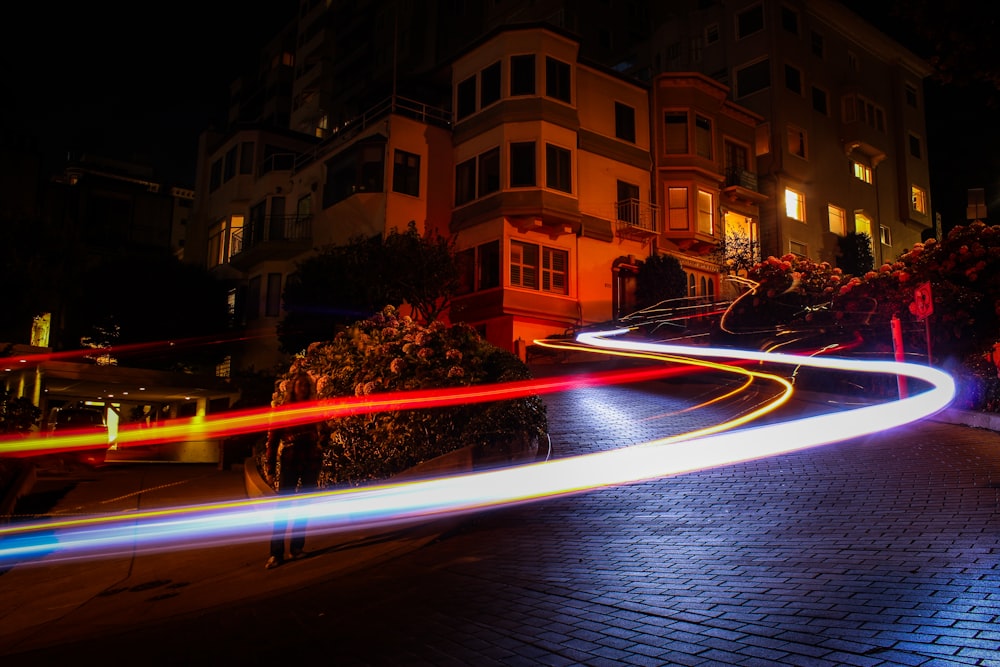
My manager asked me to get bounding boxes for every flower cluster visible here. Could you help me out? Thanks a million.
[270,305,548,487]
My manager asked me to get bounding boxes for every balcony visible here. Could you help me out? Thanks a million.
[229,214,313,268]
[615,198,659,242]
[722,167,767,207]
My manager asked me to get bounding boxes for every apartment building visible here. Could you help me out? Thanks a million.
[642,0,935,266]
[187,0,928,372]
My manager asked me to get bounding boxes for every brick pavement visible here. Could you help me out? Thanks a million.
[3,373,999,666]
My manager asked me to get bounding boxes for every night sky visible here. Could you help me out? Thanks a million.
[4,2,999,228]
[3,1,298,184]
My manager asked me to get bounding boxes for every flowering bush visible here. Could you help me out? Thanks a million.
[720,224,1000,408]
[270,306,548,487]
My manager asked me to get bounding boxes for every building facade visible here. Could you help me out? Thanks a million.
[641,0,935,266]
[187,0,932,373]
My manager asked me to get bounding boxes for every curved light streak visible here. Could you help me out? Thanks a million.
[0,330,955,567]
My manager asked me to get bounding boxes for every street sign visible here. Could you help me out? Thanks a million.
[912,281,933,320]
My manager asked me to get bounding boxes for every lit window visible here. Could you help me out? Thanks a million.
[510,240,568,294]
[785,188,805,222]
[697,189,714,234]
[912,186,928,214]
[854,212,874,253]
[828,204,846,236]
[880,225,892,246]
[851,161,872,184]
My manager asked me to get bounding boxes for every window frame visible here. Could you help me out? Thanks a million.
[545,56,572,103]
[614,102,636,143]
[785,187,806,222]
[911,186,928,214]
[545,143,572,193]
[510,239,569,295]
[392,149,421,197]
[736,3,765,40]
[510,54,536,96]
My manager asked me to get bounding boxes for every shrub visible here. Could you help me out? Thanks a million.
[270,306,548,487]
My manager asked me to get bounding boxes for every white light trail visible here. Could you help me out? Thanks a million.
[0,330,955,567]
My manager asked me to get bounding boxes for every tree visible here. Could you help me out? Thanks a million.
[633,253,688,311]
[837,232,875,277]
[277,223,460,355]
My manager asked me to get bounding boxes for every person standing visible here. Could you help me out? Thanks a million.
[263,371,325,569]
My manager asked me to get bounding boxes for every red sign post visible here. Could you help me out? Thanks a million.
[911,281,934,364]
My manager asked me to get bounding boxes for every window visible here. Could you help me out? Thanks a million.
[296,195,311,220]
[781,6,799,35]
[323,140,386,207]
[848,51,859,72]
[510,142,536,187]
[265,273,282,317]
[239,141,254,174]
[511,54,535,95]
[784,64,801,95]
[247,275,261,320]
[851,160,872,184]
[664,112,688,153]
[697,189,714,234]
[478,148,500,197]
[392,150,420,196]
[811,31,824,58]
[208,220,226,268]
[210,159,222,192]
[854,212,873,253]
[510,240,568,294]
[456,148,500,204]
[457,240,501,294]
[912,186,928,214]
[828,205,846,236]
[480,61,501,108]
[789,240,808,258]
[880,225,892,246]
[735,58,770,97]
[736,4,764,39]
[694,115,712,159]
[545,57,571,103]
[455,158,476,205]
[705,23,720,44]
[545,144,572,193]
[787,125,807,158]
[617,180,640,224]
[905,83,918,108]
[667,186,688,230]
[224,146,237,182]
[690,36,703,63]
[812,86,828,115]
[785,187,805,221]
[615,102,636,143]
[456,75,476,120]
[909,134,922,159]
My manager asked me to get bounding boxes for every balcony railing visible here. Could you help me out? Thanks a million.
[230,214,312,257]
[294,95,452,171]
[615,198,659,234]
[724,166,759,192]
